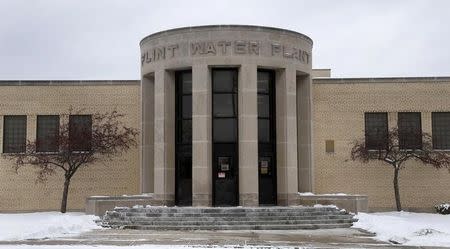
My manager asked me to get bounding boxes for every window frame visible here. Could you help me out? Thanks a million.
[3,115,27,154]
[397,112,422,150]
[69,115,93,152]
[364,112,389,150]
[36,115,60,153]
[432,112,450,150]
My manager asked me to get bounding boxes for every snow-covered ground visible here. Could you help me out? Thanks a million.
[1,246,303,249]
[0,212,98,241]
[354,211,450,247]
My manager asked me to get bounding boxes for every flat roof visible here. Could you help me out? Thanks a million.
[0,80,140,86]
[313,76,450,84]
[140,25,313,46]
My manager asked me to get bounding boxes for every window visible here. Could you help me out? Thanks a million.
[398,112,422,149]
[37,115,59,152]
[3,115,27,153]
[212,69,238,143]
[432,112,450,149]
[69,115,92,151]
[365,113,388,150]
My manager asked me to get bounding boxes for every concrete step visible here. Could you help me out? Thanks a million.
[118,207,339,214]
[118,210,346,218]
[115,214,354,222]
[120,223,354,230]
[106,218,354,226]
[100,206,357,230]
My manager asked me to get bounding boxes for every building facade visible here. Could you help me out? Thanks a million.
[0,25,449,212]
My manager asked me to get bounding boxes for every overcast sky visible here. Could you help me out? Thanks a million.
[0,0,449,80]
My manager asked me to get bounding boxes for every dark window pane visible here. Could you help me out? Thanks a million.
[179,156,192,178]
[258,119,270,143]
[182,95,192,119]
[364,113,388,150]
[213,70,237,92]
[432,112,450,149]
[257,71,270,94]
[213,94,237,117]
[182,72,192,94]
[398,112,422,149]
[213,119,237,142]
[258,95,270,118]
[3,115,26,153]
[37,115,59,152]
[69,115,92,151]
[181,120,192,144]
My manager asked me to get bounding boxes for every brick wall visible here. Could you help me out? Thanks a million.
[0,82,141,211]
[312,78,450,211]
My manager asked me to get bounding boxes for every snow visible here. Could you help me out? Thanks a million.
[0,212,98,241]
[0,246,303,249]
[353,211,450,246]
[298,192,348,196]
[313,204,337,208]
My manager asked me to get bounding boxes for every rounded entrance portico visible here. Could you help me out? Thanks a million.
[140,25,313,206]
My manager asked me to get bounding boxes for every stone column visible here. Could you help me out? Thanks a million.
[141,76,154,193]
[297,75,314,193]
[238,64,259,206]
[276,66,299,206]
[192,64,213,206]
[153,69,175,205]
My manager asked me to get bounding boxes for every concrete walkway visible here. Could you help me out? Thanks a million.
[0,228,446,248]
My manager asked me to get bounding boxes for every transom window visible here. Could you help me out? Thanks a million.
[3,115,27,153]
[213,69,238,143]
[364,112,388,150]
[432,112,450,149]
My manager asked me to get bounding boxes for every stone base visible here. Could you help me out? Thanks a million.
[239,193,258,206]
[86,194,158,216]
[152,193,175,206]
[298,194,368,213]
[192,194,212,206]
[277,193,301,206]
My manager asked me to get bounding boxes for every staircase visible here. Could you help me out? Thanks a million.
[99,206,357,230]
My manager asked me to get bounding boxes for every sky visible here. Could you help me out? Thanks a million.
[0,0,449,80]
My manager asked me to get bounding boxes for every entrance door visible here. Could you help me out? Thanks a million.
[175,71,192,206]
[257,70,277,205]
[212,69,239,206]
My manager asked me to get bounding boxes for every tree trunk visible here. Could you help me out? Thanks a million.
[60,178,71,213]
[393,167,402,211]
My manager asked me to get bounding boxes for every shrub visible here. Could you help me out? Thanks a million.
[435,203,450,215]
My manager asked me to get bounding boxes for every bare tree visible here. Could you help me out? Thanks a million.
[4,109,139,213]
[350,128,450,211]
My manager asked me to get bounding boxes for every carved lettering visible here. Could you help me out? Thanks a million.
[191,42,204,55]
[205,42,216,54]
[141,41,310,66]
[272,43,281,56]
[234,41,246,54]
[249,41,260,55]
[217,41,231,54]
[154,47,165,60]
[166,44,179,58]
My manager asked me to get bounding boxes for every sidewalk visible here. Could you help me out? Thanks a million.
[1,228,443,248]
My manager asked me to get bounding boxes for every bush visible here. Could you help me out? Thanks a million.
[435,203,450,215]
